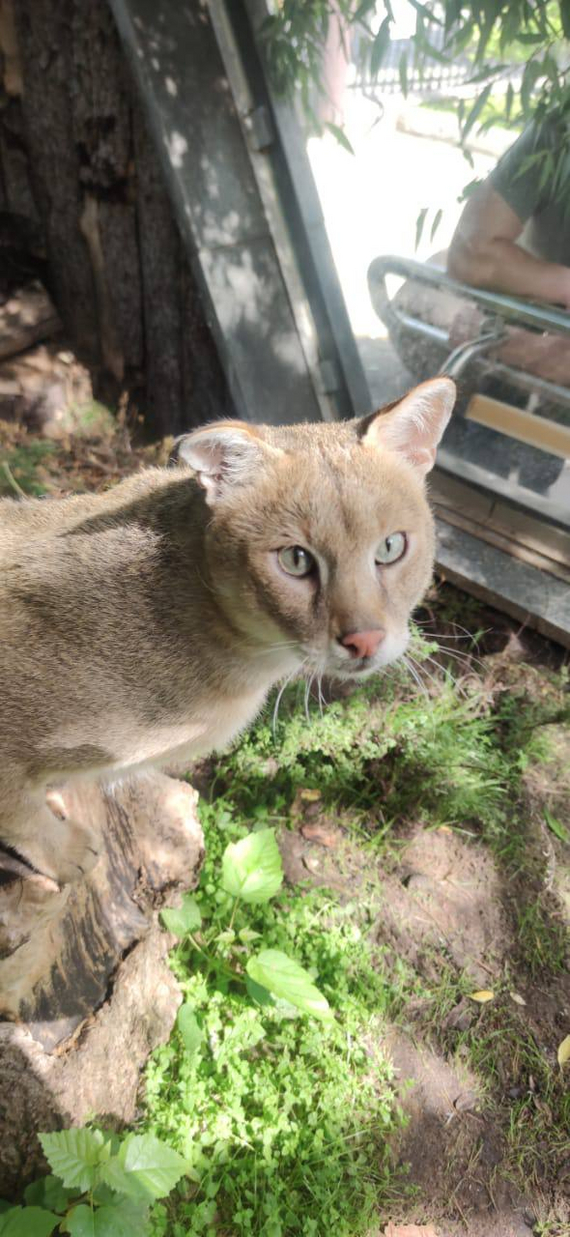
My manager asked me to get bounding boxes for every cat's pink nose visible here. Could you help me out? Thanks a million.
[341,629,385,659]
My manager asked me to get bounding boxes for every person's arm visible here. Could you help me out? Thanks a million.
[447,181,570,308]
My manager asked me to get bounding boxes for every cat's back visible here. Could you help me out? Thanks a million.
[0,467,189,562]
[0,465,203,701]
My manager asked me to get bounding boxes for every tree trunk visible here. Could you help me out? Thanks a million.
[0,0,232,436]
[0,772,204,1197]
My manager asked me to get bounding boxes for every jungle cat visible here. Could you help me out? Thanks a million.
[0,376,455,886]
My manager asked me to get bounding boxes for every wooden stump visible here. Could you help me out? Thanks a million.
[0,771,204,1197]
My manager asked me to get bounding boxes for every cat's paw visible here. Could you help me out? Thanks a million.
[52,827,101,885]
[25,798,102,887]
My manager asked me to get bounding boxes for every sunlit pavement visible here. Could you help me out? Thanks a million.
[306,89,502,401]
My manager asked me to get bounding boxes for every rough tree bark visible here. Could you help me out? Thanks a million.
[0,0,221,1191]
[0,0,232,436]
[0,771,204,1196]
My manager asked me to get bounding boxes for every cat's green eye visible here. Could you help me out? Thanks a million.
[278,546,315,578]
[375,532,406,565]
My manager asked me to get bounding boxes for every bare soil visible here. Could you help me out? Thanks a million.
[281,633,570,1237]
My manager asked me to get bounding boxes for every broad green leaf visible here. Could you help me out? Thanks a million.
[101,1133,187,1203]
[221,829,283,904]
[99,1199,148,1237]
[245,975,275,1007]
[66,1197,148,1237]
[246,950,333,1022]
[66,1207,96,1237]
[91,1184,121,1206]
[238,928,261,944]
[25,1174,78,1212]
[160,894,202,937]
[177,1004,203,1057]
[544,808,569,844]
[39,1129,107,1192]
[0,1208,59,1236]
[558,1035,570,1068]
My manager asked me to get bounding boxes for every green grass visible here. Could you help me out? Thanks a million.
[146,803,417,1236]
[213,656,514,835]
[0,439,57,496]
[448,997,570,1193]
[141,632,568,1235]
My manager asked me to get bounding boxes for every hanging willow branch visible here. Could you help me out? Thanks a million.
[260,0,570,191]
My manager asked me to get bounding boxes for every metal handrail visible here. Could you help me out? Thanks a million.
[368,254,570,338]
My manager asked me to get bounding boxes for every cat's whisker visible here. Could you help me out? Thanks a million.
[235,637,300,655]
[426,645,487,675]
[418,630,474,641]
[304,673,314,723]
[250,641,301,661]
[402,654,429,700]
[402,655,427,698]
[272,662,306,738]
[409,649,464,698]
[418,652,477,699]
[406,651,442,692]
[317,673,326,717]
[417,652,469,697]
[418,619,493,646]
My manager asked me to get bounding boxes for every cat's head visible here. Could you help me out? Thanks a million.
[175,377,455,681]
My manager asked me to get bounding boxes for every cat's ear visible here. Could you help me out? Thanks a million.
[171,421,281,504]
[360,377,456,477]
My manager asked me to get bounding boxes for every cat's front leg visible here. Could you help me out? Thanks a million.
[0,784,101,887]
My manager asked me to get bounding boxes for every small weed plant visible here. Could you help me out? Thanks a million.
[146,818,406,1236]
[0,1127,187,1235]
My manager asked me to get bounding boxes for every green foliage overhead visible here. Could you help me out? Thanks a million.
[261,1,570,182]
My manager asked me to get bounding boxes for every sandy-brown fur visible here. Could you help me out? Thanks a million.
[0,382,453,883]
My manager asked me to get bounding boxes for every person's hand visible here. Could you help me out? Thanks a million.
[543,266,570,311]
[499,327,570,384]
[448,304,485,349]
[558,270,570,311]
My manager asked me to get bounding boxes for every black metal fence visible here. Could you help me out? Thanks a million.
[352,33,474,97]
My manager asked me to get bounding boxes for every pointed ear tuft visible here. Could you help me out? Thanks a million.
[361,377,456,477]
[171,421,280,505]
